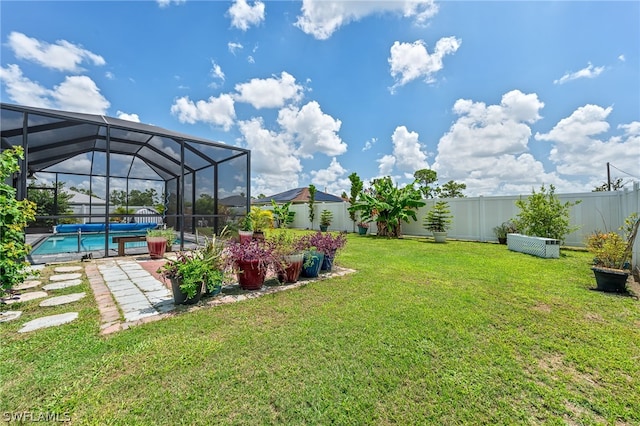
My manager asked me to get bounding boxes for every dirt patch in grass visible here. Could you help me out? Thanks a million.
[532,303,551,313]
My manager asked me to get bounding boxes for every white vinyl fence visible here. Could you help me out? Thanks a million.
[271,182,640,268]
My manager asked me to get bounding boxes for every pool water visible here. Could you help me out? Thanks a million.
[31,232,149,255]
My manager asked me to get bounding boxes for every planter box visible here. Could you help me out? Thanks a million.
[507,233,560,259]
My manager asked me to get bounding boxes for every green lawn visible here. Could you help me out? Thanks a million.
[1,235,639,424]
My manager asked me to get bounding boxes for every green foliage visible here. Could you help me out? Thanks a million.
[436,180,467,198]
[423,201,453,232]
[320,209,333,227]
[0,147,37,295]
[493,221,517,239]
[348,172,364,222]
[110,188,159,206]
[593,177,624,192]
[27,181,73,226]
[147,227,176,247]
[308,184,317,225]
[514,184,581,243]
[112,206,134,222]
[240,213,253,231]
[249,206,273,232]
[158,250,219,298]
[271,200,295,228]
[195,193,215,214]
[348,176,425,238]
[414,168,438,199]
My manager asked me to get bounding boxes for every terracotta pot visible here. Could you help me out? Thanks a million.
[278,253,304,283]
[236,259,266,290]
[238,230,253,244]
[146,236,167,259]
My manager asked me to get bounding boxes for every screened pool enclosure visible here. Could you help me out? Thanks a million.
[1,103,251,258]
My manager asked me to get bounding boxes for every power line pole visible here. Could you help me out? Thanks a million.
[607,162,611,191]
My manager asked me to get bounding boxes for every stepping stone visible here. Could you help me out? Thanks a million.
[0,311,22,322]
[18,312,79,333]
[5,291,48,304]
[40,292,86,307]
[42,279,82,291]
[54,266,83,273]
[49,273,82,282]
[13,280,41,291]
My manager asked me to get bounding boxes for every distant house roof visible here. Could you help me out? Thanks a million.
[254,187,345,204]
[219,195,248,207]
[68,190,106,205]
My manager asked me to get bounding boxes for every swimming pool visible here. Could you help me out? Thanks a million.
[31,232,149,255]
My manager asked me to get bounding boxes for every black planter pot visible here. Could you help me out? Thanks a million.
[591,267,629,293]
[170,277,204,305]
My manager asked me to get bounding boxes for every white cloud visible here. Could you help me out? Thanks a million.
[310,157,347,188]
[228,0,265,31]
[0,64,110,114]
[553,62,605,85]
[378,154,396,176]
[618,54,626,62]
[295,0,438,40]
[170,94,236,130]
[105,71,115,80]
[237,117,302,194]
[433,90,562,196]
[535,105,640,178]
[378,126,430,176]
[116,111,141,122]
[228,42,243,55]
[157,0,186,8]
[277,101,348,158]
[389,37,461,92]
[363,137,377,151]
[7,31,105,72]
[234,71,303,109]
[210,61,225,82]
[247,56,255,64]
[0,64,53,108]
[53,76,111,114]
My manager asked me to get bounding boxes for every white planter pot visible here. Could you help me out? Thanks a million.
[432,231,447,243]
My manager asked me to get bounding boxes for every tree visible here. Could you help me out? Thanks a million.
[1,147,37,296]
[308,184,317,226]
[348,172,364,224]
[593,178,624,192]
[514,184,581,243]
[414,169,438,199]
[195,193,215,215]
[348,176,425,238]
[271,200,294,228]
[110,189,127,206]
[28,181,73,227]
[70,186,98,197]
[436,180,467,198]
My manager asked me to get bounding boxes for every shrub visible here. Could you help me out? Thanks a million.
[1,147,38,296]
[513,184,580,243]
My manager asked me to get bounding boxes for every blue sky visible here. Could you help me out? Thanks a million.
[1,0,638,198]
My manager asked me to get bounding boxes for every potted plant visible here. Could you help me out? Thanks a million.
[146,228,168,259]
[302,231,347,273]
[356,221,369,235]
[493,221,516,245]
[249,206,274,240]
[320,209,333,232]
[200,233,229,296]
[268,230,305,283]
[157,250,212,305]
[224,238,280,290]
[586,213,639,293]
[238,214,253,244]
[423,201,453,243]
